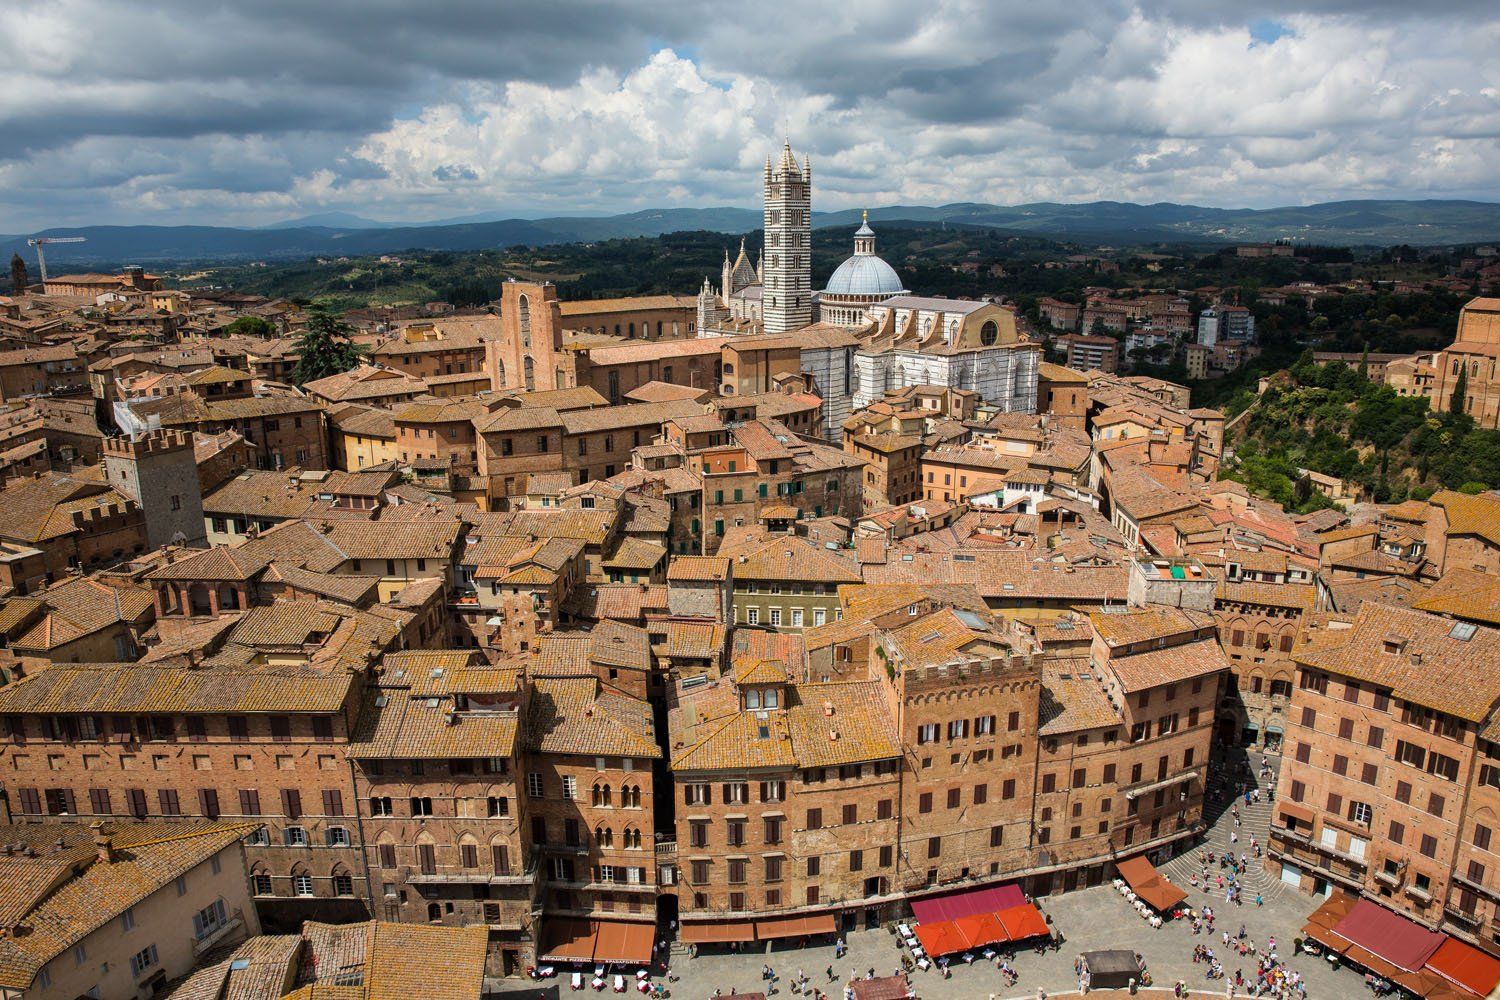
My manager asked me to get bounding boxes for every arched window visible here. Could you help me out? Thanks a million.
[656,321,664,337]
[495,357,506,389]
[623,827,641,849]
[596,826,614,848]
[592,783,612,807]
[627,322,635,338]
[517,294,531,348]
[621,785,641,809]
[427,902,442,922]
[980,320,999,346]
[523,356,535,392]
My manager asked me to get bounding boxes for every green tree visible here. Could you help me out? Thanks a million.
[1450,364,1469,416]
[292,307,365,386]
[1357,343,1369,382]
[224,315,276,338]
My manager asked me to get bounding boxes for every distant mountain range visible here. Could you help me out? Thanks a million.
[7,199,1499,268]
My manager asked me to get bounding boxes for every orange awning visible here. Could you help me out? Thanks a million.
[680,920,755,944]
[1116,855,1188,913]
[593,920,654,965]
[540,918,598,961]
[754,913,838,940]
[996,903,1050,942]
[1425,937,1500,997]
[1301,922,1350,955]
[1345,944,1404,980]
[952,912,1007,948]
[914,921,969,957]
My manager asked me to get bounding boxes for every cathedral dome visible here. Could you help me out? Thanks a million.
[824,253,906,298]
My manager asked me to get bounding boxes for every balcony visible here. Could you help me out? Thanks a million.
[1445,903,1481,926]
[1374,869,1403,889]
[405,869,534,886]
[1452,873,1500,904]
[582,879,656,894]
[654,840,677,858]
[1406,883,1434,905]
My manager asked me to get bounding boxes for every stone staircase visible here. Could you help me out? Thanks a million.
[1160,751,1286,904]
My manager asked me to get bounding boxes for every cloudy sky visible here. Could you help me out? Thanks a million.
[4,0,1498,230]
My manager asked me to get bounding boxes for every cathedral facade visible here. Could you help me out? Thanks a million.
[696,140,1040,423]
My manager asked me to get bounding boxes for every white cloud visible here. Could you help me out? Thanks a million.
[0,1,1497,228]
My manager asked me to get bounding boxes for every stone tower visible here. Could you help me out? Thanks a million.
[103,430,206,548]
[762,140,812,334]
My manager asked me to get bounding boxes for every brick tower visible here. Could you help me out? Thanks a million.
[762,140,812,334]
[102,430,206,548]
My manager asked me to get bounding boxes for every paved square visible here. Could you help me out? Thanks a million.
[658,750,1366,998]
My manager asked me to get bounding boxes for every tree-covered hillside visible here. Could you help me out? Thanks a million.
[1225,354,1500,509]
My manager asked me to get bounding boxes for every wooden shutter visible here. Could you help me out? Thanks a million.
[158,789,180,815]
[461,844,478,868]
[60,788,77,815]
[16,787,40,814]
[418,843,436,875]
[321,789,343,817]
[492,845,511,875]
[127,788,148,818]
[280,789,301,819]
[240,789,261,816]
[379,844,396,868]
[88,787,111,815]
[199,789,220,819]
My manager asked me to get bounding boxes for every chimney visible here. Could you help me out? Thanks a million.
[91,820,114,862]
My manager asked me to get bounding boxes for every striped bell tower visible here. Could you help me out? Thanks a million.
[762,140,811,334]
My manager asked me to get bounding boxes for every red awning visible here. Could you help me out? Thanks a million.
[952,911,1008,949]
[754,913,838,940]
[851,976,913,1000]
[593,920,654,965]
[540,918,598,962]
[680,920,755,944]
[914,921,969,957]
[909,882,1025,923]
[1333,899,1445,972]
[1116,855,1188,913]
[996,903,1050,942]
[1425,937,1500,997]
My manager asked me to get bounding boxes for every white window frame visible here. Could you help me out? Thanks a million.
[130,945,159,978]
[294,874,314,897]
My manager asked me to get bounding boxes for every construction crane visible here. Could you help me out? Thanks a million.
[25,236,87,284]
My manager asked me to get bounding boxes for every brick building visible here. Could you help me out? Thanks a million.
[1271,604,1500,946]
[349,650,535,976]
[0,656,373,927]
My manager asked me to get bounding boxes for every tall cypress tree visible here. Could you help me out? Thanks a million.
[1450,365,1469,416]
